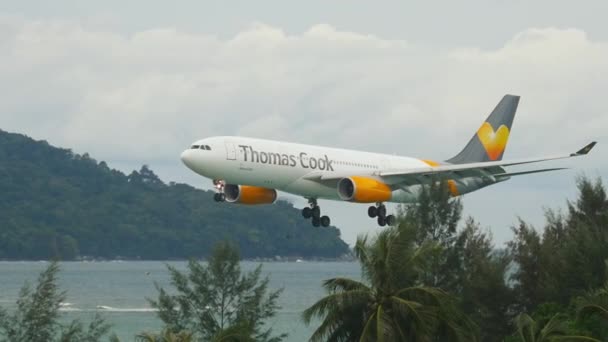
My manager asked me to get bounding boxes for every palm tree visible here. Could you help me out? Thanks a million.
[513,313,599,342]
[136,325,255,342]
[210,323,256,342]
[302,223,478,342]
[578,281,608,323]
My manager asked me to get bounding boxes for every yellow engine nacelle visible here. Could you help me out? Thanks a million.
[224,184,277,205]
[337,176,392,203]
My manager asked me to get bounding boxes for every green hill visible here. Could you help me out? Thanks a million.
[0,129,350,260]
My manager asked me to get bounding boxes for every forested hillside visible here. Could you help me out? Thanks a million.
[0,129,349,260]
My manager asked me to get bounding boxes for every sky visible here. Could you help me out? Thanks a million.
[1,0,606,246]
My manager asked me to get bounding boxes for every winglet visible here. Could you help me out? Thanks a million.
[571,141,597,156]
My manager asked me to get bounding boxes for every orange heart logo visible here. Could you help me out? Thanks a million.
[477,122,509,160]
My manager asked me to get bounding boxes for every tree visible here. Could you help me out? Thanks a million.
[507,220,544,313]
[401,180,462,245]
[149,242,286,342]
[578,284,608,322]
[0,261,114,342]
[455,219,515,341]
[136,329,193,342]
[512,313,598,342]
[399,179,463,290]
[567,177,608,229]
[400,181,515,340]
[302,223,478,341]
[508,176,608,313]
[209,323,256,342]
[577,279,608,339]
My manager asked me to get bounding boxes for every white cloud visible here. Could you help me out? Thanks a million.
[0,18,606,245]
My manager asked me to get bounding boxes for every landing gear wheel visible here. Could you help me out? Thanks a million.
[378,205,386,218]
[312,206,321,219]
[386,215,396,226]
[312,216,321,227]
[214,193,225,202]
[377,216,386,227]
[302,207,312,219]
[368,206,378,218]
[320,216,331,227]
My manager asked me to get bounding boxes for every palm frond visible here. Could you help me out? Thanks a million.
[550,337,602,342]
[514,313,537,342]
[389,295,438,337]
[358,310,377,342]
[538,314,569,340]
[302,290,373,325]
[322,278,370,293]
[578,304,608,321]
[376,305,385,342]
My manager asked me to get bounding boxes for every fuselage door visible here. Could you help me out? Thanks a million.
[225,140,237,160]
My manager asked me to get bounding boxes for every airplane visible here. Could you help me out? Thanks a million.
[180,95,596,227]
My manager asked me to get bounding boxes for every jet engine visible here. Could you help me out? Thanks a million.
[224,184,277,205]
[337,176,392,203]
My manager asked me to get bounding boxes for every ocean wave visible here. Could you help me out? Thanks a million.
[95,305,157,312]
[58,302,80,311]
[59,307,82,312]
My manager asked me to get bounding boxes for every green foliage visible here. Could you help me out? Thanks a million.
[454,219,515,341]
[302,223,478,341]
[578,282,608,322]
[136,329,194,342]
[0,129,349,260]
[149,242,286,342]
[508,177,608,310]
[504,176,608,341]
[512,313,599,342]
[400,181,515,341]
[399,179,464,290]
[401,180,463,246]
[576,280,608,338]
[0,261,113,342]
[508,220,544,312]
[209,323,256,342]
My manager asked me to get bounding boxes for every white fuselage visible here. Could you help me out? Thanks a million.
[180,136,494,203]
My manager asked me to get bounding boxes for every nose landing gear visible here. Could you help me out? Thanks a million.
[368,203,396,227]
[213,179,226,202]
[302,198,331,227]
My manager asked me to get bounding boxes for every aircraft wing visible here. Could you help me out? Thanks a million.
[307,142,596,185]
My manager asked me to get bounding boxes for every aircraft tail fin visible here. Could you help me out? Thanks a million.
[447,94,520,164]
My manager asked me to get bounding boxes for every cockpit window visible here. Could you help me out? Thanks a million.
[190,144,212,150]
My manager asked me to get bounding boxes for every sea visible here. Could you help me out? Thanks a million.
[0,261,361,341]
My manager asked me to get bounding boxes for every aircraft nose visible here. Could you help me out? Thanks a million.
[180,149,195,169]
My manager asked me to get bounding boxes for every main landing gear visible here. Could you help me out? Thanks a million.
[368,203,396,227]
[213,179,226,202]
[302,198,331,228]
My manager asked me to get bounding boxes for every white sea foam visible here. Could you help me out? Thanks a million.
[95,305,157,312]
